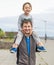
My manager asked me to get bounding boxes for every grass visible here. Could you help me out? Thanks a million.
[0,38,14,42]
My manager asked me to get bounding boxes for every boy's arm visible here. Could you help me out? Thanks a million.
[18,15,22,31]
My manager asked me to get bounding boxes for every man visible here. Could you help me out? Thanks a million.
[16,19,46,65]
[17,19,36,65]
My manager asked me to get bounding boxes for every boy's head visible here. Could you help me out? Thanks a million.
[22,2,32,15]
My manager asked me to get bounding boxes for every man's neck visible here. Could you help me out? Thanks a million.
[24,33,31,37]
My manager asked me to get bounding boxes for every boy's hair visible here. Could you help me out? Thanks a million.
[23,2,32,10]
[21,19,33,28]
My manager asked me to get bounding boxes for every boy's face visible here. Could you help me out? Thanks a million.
[22,22,32,36]
[23,4,32,15]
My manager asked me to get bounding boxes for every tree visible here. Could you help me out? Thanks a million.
[0,28,5,39]
[7,32,14,39]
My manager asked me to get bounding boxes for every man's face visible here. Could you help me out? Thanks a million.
[22,22,32,36]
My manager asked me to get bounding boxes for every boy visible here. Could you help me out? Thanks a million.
[10,2,46,53]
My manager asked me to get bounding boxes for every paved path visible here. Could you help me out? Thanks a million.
[36,39,54,65]
[0,50,47,65]
[0,39,54,65]
[0,50,16,65]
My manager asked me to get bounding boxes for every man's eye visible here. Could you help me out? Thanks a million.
[24,26,26,27]
[28,26,30,27]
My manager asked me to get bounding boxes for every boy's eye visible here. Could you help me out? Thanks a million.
[25,7,30,9]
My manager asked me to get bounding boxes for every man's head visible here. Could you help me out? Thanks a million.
[21,19,33,36]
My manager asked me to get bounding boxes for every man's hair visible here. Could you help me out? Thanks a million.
[23,2,32,10]
[21,19,33,28]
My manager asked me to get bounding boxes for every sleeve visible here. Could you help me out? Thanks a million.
[18,15,22,31]
[31,16,34,29]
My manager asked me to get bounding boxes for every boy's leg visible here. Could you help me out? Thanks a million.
[32,31,46,52]
[32,31,41,43]
[15,31,23,45]
[10,36,17,53]
[10,31,23,53]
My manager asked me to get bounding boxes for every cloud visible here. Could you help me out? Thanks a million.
[0,0,54,17]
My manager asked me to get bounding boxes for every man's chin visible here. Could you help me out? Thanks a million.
[25,33,30,34]
[25,33,31,36]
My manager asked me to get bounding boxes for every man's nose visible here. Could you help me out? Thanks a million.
[26,27,29,29]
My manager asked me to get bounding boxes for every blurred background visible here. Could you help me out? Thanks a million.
[0,0,54,39]
[0,1,54,65]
